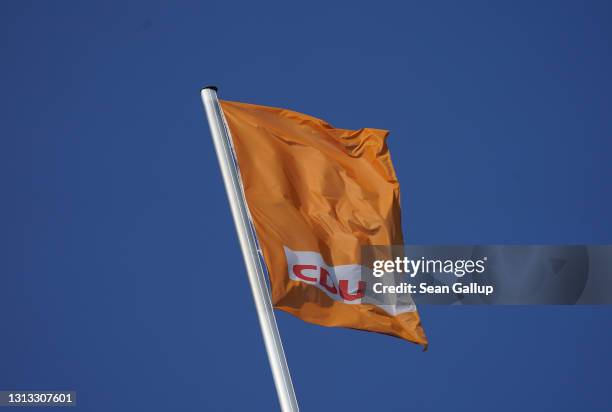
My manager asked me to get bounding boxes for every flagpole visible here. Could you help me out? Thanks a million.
[200,86,299,412]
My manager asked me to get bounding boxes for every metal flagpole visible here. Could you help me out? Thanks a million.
[200,86,299,412]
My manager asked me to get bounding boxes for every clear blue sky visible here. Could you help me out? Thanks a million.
[2,1,611,411]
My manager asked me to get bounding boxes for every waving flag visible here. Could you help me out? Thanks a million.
[219,100,427,347]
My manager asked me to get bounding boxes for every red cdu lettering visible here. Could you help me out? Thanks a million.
[339,279,366,301]
[318,267,337,294]
[292,264,318,282]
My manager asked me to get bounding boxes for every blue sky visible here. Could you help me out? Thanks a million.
[2,1,612,411]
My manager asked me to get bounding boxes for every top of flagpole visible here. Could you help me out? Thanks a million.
[201,85,218,92]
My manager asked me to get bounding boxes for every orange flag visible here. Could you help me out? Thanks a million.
[220,100,427,347]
